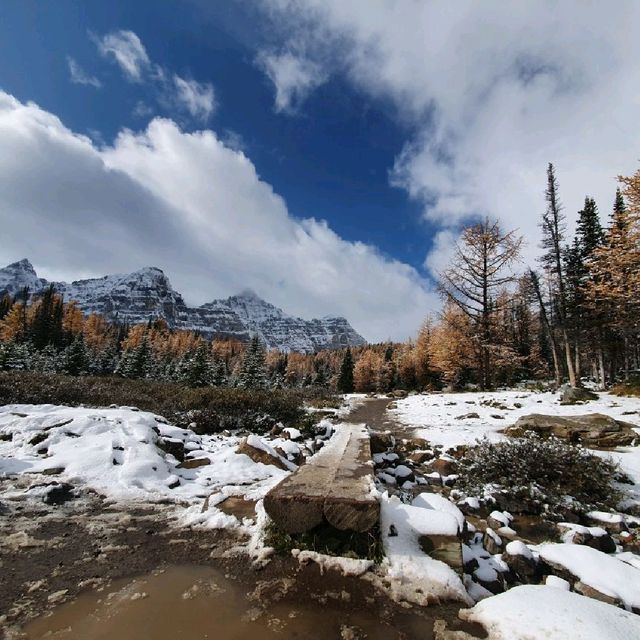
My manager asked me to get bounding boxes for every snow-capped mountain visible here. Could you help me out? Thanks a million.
[0,260,366,352]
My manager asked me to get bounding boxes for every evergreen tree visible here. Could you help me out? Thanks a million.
[63,334,89,375]
[115,337,151,379]
[0,294,12,321]
[238,335,268,388]
[337,347,355,393]
[178,342,212,387]
[211,357,227,386]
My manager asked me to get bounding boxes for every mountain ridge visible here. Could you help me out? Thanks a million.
[0,259,366,352]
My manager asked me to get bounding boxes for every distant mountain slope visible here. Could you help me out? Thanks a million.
[0,260,366,352]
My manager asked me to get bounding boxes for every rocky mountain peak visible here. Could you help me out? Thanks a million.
[0,260,366,352]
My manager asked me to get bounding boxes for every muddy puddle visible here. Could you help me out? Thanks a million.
[22,564,456,640]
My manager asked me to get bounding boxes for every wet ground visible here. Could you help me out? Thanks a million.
[1,398,481,640]
[21,564,480,640]
[344,397,411,439]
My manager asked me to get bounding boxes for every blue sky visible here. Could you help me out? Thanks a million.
[1,1,638,340]
[0,1,429,270]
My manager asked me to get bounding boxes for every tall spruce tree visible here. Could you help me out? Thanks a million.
[238,335,268,388]
[337,347,355,393]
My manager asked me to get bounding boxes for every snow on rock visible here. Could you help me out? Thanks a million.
[537,542,640,611]
[0,404,290,529]
[379,493,471,606]
[504,540,532,559]
[412,493,465,532]
[457,585,640,640]
[292,550,373,576]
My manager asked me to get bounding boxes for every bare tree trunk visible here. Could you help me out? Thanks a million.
[597,348,606,390]
[531,271,562,387]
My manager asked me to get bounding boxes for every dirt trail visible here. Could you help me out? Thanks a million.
[344,396,417,440]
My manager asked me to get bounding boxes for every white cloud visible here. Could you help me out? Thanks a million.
[258,0,640,271]
[172,75,215,122]
[67,57,102,88]
[95,29,216,122]
[96,30,150,81]
[258,51,326,112]
[0,91,437,341]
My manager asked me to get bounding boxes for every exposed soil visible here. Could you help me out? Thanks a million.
[1,398,481,640]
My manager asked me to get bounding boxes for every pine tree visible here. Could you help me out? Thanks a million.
[116,337,151,379]
[238,335,268,388]
[0,294,12,321]
[63,334,89,375]
[337,347,355,393]
[178,342,212,387]
[585,172,640,381]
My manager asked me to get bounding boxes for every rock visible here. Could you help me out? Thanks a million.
[428,457,457,475]
[483,528,503,554]
[503,543,540,583]
[408,451,433,464]
[456,412,480,420]
[586,511,627,534]
[236,438,289,471]
[157,437,185,462]
[41,467,65,476]
[487,511,513,530]
[574,581,621,607]
[369,431,394,454]
[589,534,616,554]
[506,413,638,447]
[419,534,464,575]
[177,457,211,469]
[392,389,408,398]
[29,432,48,446]
[490,414,505,420]
[43,483,75,505]
[560,386,599,405]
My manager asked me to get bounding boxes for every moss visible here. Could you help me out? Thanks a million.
[265,521,384,563]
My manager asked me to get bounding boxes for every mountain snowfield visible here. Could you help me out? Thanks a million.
[0,259,366,352]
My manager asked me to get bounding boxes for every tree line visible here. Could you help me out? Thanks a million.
[1,164,638,392]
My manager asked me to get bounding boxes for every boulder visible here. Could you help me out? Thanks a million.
[236,438,290,471]
[428,457,457,475]
[506,413,638,447]
[43,483,75,505]
[157,437,185,462]
[456,412,480,420]
[483,528,503,554]
[408,450,433,464]
[369,431,394,454]
[560,386,599,405]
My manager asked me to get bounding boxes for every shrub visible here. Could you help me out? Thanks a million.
[456,434,622,517]
[0,371,306,434]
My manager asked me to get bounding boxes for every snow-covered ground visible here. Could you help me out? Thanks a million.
[454,584,640,639]
[389,389,640,449]
[0,404,294,533]
[389,390,640,487]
